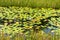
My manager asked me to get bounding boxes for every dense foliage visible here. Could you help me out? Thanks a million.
[0,0,60,8]
[0,7,60,37]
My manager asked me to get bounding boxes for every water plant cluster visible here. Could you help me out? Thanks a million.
[0,7,60,36]
[0,6,60,40]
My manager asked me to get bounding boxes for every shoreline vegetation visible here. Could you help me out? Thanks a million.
[0,30,60,40]
[0,0,60,8]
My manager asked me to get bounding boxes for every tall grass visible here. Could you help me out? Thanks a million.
[0,0,60,8]
[0,31,60,40]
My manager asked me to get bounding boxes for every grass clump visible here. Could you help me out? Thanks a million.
[0,0,60,8]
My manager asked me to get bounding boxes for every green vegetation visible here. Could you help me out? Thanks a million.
[0,30,60,40]
[0,6,60,37]
[0,0,60,8]
[0,0,60,40]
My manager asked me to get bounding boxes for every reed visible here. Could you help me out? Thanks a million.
[0,0,60,8]
[0,31,60,40]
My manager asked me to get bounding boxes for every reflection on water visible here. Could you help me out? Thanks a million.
[43,27,51,33]
[43,27,57,35]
